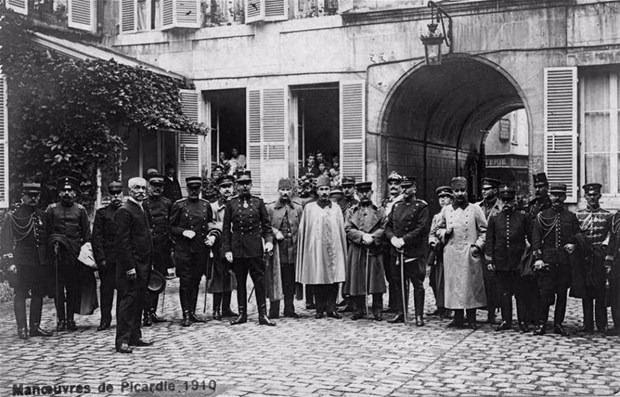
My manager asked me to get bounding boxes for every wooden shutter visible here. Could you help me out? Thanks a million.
[544,67,578,203]
[179,89,202,195]
[0,74,9,208]
[264,0,287,21]
[340,81,365,183]
[68,0,97,32]
[247,89,262,195]
[245,0,265,23]
[120,0,137,33]
[161,0,200,30]
[5,0,27,15]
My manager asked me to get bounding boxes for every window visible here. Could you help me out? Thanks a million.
[581,69,619,195]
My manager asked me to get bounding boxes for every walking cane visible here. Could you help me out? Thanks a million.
[160,285,166,315]
[365,248,370,317]
[204,249,213,313]
[54,242,60,321]
[399,249,408,324]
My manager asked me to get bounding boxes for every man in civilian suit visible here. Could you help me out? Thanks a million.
[114,177,154,353]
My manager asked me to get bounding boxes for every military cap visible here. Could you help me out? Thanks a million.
[217,174,235,186]
[107,181,123,194]
[387,171,403,184]
[450,176,467,190]
[481,177,501,189]
[549,183,567,194]
[317,175,331,188]
[22,182,41,193]
[583,183,602,195]
[435,185,453,197]
[236,170,252,183]
[356,181,372,192]
[145,168,160,179]
[533,172,548,186]
[402,176,416,189]
[58,176,79,191]
[278,178,294,190]
[330,185,343,195]
[498,185,516,200]
[148,173,165,185]
[341,176,356,186]
[185,176,202,188]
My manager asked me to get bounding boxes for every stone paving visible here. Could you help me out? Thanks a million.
[0,278,619,397]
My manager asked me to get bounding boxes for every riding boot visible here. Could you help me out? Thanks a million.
[221,292,237,317]
[581,298,594,332]
[212,293,222,320]
[466,309,477,330]
[269,300,280,318]
[230,306,247,325]
[414,287,425,326]
[258,304,276,326]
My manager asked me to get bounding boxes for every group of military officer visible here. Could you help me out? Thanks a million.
[2,168,619,347]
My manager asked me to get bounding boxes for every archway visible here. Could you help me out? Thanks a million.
[379,54,531,207]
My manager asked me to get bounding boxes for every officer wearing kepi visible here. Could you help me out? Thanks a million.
[92,181,124,331]
[143,173,173,326]
[1,183,53,339]
[223,170,275,326]
[170,176,218,327]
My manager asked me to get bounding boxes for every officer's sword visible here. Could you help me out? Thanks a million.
[365,248,370,317]
[204,249,213,313]
[399,249,408,324]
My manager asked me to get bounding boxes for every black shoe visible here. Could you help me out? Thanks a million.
[496,321,512,331]
[553,324,568,336]
[116,343,133,354]
[132,339,154,347]
[388,314,405,324]
[487,313,497,325]
[351,312,365,321]
[373,312,383,321]
[336,300,347,307]
[230,308,247,325]
[605,328,619,336]
[533,324,546,336]
[338,305,354,313]
[447,319,464,328]
[268,310,280,319]
[326,311,342,319]
[315,312,325,319]
[17,327,28,340]
[66,320,78,331]
[518,322,530,333]
[415,315,425,327]
[467,320,478,330]
[189,312,207,323]
[258,314,276,326]
[221,309,238,318]
[212,310,222,321]
[30,326,53,337]
[306,303,316,310]
[283,311,300,318]
[56,320,67,332]
[579,325,594,333]
[97,320,111,331]
[426,308,442,316]
[382,307,397,314]
[181,311,191,327]
[150,312,166,323]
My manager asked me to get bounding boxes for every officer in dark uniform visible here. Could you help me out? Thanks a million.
[92,181,123,331]
[143,173,173,326]
[1,183,53,339]
[574,183,611,333]
[381,171,404,314]
[485,185,531,332]
[170,176,217,327]
[339,176,359,215]
[45,176,91,331]
[385,176,430,325]
[223,170,275,326]
[532,183,580,336]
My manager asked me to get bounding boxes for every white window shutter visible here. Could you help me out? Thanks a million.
[261,88,288,202]
[5,0,28,15]
[245,0,265,24]
[264,0,287,21]
[544,67,578,203]
[0,74,9,209]
[340,81,365,184]
[68,0,97,32]
[120,0,137,34]
[179,89,202,196]
[161,0,200,30]
[247,89,262,196]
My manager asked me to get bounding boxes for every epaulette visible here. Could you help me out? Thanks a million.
[76,203,86,210]
[416,199,428,206]
[174,198,188,205]
[48,203,57,209]
[230,195,239,200]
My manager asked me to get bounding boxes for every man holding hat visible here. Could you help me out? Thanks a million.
[573,183,611,333]
[385,176,430,325]
[170,176,218,326]
[427,185,453,318]
[532,183,580,336]
[92,181,124,331]
[1,183,53,339]
[435,176,487,329]
[207,174,238,320]
[45,176,91,331]
[223,170,275,326]
[485,185,531,331]
[344,181,386,321]
[266,178,304,318]
[143,173,174,326]
[297,175,347,319]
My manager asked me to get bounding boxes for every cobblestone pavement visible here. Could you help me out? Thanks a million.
[1,278,619,397]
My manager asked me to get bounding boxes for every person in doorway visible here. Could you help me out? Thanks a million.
[227,148,246,175]
[299,154,319,178]
[163,164,182,203]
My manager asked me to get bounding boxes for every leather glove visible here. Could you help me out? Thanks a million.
[204,235,216,247]
[605,259,613,275]
[182,230,196,239]
[487,263,495,271]
[8,264,17,273]
[390,236,405,249]
[126,268,137,281]
[533,260,545,271]
[225,251,233,263]
[362,234,374,245]
[470,245,480,258]
[275,230,285,241]
[264,241,274,253]
[564,243,576,254]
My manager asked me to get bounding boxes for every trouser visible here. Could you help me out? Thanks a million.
[176,252,206,314]
[453,308,477,324]
[280,262,296,314]
[519,276,539,324]
[14,265,45,331]
[54,258,80,322]
[145,243,170,314]
[233,257,266,310]
[116,273,148,348]
[382,250,396,309]
[99,262,117,324]
[582,292,607,331]
[610,277,620,330]
[428,250,445,310]
[536,262,570,325]
[314,284,339,314]
[483,261,500,315]
[351,294,383,314]
[213,291,233,312]
[305,285,315,306]
[391,256,425,316]
[496,271,525,324]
